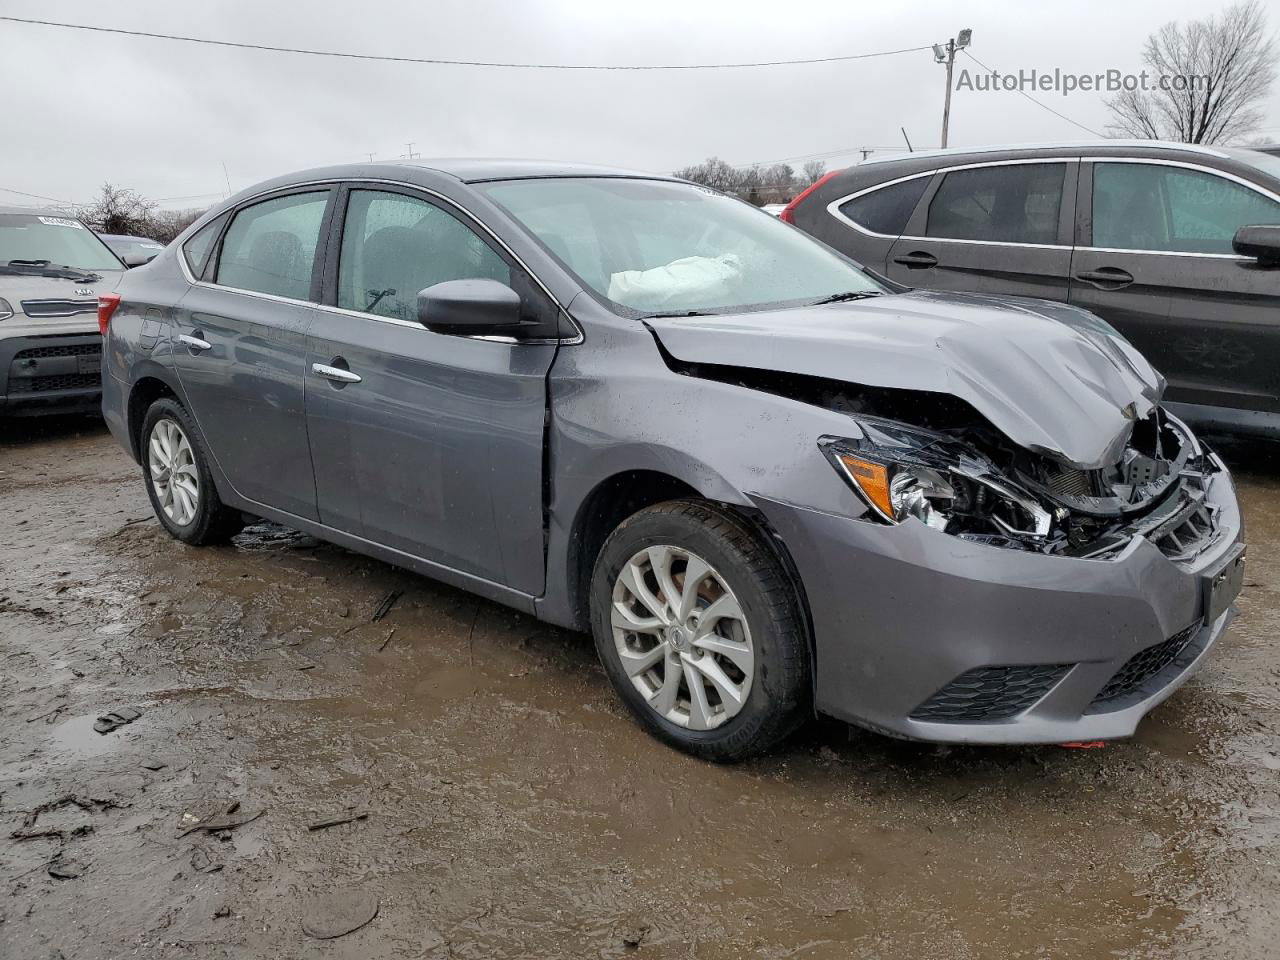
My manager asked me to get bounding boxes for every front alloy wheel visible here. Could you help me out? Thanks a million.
[590,499,811,762]
[611,545,754,731]
[147,417,200,526]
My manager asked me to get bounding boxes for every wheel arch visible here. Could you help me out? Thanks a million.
[126,369,185,463]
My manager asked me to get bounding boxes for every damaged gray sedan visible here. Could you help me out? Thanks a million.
[100,160,1245,760]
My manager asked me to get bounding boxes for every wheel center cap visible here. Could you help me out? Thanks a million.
[667,625,690,652]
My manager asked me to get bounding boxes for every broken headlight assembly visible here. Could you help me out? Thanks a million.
[820,419,1062,550]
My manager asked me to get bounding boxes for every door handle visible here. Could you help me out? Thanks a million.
[892,251,938,269]
[178,333,212,352]
[311,362,362,385]
[1074,267,1134,289]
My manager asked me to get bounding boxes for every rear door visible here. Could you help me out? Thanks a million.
[1071,159,1280,416]
[173,188,334,519]
[886,160,1076,300]
[304,184,559,594]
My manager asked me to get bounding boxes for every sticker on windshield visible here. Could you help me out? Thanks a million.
[38,217,84,229]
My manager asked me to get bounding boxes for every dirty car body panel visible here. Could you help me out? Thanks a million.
[101,160,1245,747]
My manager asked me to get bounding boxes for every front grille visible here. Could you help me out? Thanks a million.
[13,343,101,360]
[9,373,100,394]
[910,663,1072,723]
[19,298,98,318]
[1089,620,1203,712]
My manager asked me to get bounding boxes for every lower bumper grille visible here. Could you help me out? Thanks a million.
[1089,620,1203,712]
[9,373,100,394]
[910,663,1072,723]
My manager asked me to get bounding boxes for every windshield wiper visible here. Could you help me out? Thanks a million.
[643,309,718,318]
[808,291,884,306]
[3,259,102,282]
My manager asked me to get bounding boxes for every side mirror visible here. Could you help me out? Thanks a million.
[121,251,155,268]
[416,279,523,334]
[1232,224,1280,267]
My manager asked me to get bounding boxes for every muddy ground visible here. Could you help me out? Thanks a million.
[1,417,1278,960]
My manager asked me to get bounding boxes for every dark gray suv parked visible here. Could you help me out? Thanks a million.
[101,160,1244,759]
[784,141,1280,438]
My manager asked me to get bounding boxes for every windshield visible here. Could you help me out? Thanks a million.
[480,178,885,315]
[1230,147,1280,183]
[0,214,123,272]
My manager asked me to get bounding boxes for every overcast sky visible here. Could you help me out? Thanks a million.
[3,0,1279,210]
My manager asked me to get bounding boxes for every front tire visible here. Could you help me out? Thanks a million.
[140,398,243,545]
[590,500,810,762]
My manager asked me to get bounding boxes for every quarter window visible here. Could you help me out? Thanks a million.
[181,213,227,278]
[838,176,930,236]
[337,189,510,322]
[1093,163,1280,255]
[926,163,1065,244]
[215,192,329,299]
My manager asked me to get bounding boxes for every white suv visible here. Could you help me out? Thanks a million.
[0,207,124,416]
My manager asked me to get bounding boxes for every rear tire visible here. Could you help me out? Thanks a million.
[140,397,243,545]
[590,499,810,762]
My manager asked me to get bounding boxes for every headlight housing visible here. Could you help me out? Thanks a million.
[821,418,1060,550]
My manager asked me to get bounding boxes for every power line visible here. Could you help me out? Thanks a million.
[0,16,932,71]
[0,185,78,205]
[961,50,1103,138]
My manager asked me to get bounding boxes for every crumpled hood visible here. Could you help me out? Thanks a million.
[646,289,1165,470]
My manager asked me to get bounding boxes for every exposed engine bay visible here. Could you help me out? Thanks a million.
[670,357,1225,563]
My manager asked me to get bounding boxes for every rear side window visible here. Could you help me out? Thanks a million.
[1093,162,1280,254]
[838,176,930,236]
[926,163,1065,244]
[181,214,227,278]
[215,192,329,299]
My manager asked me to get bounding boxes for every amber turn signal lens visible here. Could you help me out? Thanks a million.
[837,454,894,519]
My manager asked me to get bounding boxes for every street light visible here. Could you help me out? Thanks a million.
[935,28,973,148]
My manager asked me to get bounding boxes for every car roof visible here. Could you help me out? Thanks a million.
[100,233,157,242]
[384,157,670,183]
[857,139,1237,166]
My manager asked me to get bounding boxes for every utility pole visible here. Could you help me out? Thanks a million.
[933,28,972,148]
[402,142,420,160]
[859,148,874,161]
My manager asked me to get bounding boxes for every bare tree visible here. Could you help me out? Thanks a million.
[672,157,742,194]
[801,160,827,186]
[78,183,157,236]
[148,208,207,244]
[1106,0,1277,144]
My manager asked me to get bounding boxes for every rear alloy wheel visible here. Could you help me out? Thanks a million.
[148,418,200,526]
[591,500,810,762]
[141,397,244,545]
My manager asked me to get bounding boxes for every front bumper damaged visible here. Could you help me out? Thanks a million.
[753,462,1243,744]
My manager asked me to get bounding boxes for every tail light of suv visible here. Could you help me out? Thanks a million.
[780,169,842,224]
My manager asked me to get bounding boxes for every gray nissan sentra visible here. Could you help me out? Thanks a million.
[100,159,1246,761]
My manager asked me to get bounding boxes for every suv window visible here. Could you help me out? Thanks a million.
[838,176,930,236]
[926,163,1065,244]
[1093,162,1280,254]
[337,189,510,322]
[215,192,329,299]
[182,214,227,278]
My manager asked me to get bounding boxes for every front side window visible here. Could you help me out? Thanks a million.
[481,178,884,316]
[215,191,329,299]
[0,214,122,272]
[337,189,510,322]
[1093,162,1280,254]
[926,163,1065,245]
[838,176,930,236]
